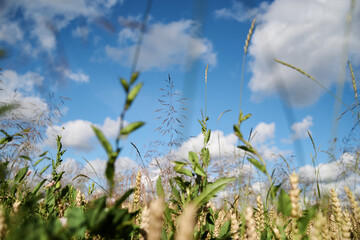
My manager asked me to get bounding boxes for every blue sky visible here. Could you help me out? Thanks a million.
[1,0,359,193]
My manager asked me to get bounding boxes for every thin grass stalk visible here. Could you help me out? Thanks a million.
[204,64,208,118]
[274,58,349,109]
[240,18,256,112]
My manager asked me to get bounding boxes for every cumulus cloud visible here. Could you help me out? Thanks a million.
[0,0,122,54]
[249,122,290,161]
[282,116,313,143]
[252,122,275,145]
[174,130,242,161]
[61,68,90,83]
[0,70,50,122]
[106,19,217,71]
[72,26,91,40]
[214,1,268,22]
[216,0,360,107]
[0,22,23,44]
[45,116,126,152]
[2,69,44,93]
[298,152,360,195]
[290,116,313,140]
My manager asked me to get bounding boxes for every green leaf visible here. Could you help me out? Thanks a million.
[193,164,206,177]
[156,176,165,198]
[115,188,135,208]
[32,179,46,194]
[218,220,231,238]
[204,129,211,144]
[201,148,210,166]
[298,206,318,234]
[238,145,256,155]
[120,78,129,92]
[120,121,145,135]
[176,168,193,177]
[278,189,292,217]
[106,157,116,190]
[130,71,140,84]
[247,157,266,174]
[14,167,29,183]
[66,207,87,237]
[39,165,50,175]
[125,82,143,110]
[189,151,199,164]
[233,124,243,139]
[92,125,113,155]
[34,157,45,166]
[193,177,236,206]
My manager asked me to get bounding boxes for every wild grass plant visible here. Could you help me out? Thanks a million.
[0,13,360,240]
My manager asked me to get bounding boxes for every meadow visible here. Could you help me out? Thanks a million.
[0,17,360,240]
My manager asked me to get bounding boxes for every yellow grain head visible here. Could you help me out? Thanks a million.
[230,209,239,240]
[175,203,197,240]
[348,61,358,100]
[133,170,142,209]
[244,18,256,55]
[330,188,343,224]
[148,198,164,240]
[245,206,257,240]
[140,205,150,240]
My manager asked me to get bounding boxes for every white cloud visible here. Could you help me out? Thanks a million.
[106,19,217,71]
[214,1,268,22]
[80,157,139,185]
[45,116,126,152]
[72,26,91,40]
[251,122,275,145]
[0,70,49,122]
[0,22,23,44]
[2,70,44,93]
[218,0,360,107]
[174,130,243,160]
[0,0,122,54]
[282,115,313,142]
[65,69,90,83]
[298,152,360,194]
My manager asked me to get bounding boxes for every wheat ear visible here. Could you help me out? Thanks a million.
[148,198,164,240]
[244,18,256,55]
[175,204,197,240]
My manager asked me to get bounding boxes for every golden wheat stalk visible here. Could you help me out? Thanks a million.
[348,61,358,101]
[230,210,239,240]
[244,18,256,55]
[330,188,343,224]
[245,206,257,240]
[148,198,164,240]
[176,204,197,240]
[342,210,352,240]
